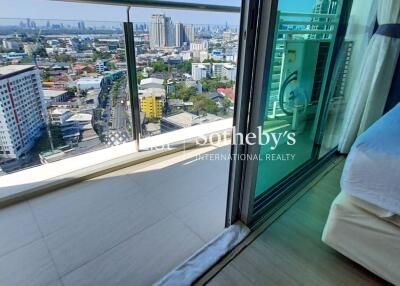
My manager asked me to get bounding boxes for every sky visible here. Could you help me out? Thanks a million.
[0,0,242,25]
[0,0,318,26]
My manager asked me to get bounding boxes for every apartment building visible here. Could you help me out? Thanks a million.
[149,14,175,49]
[191,63,211,80]
[222,63,237,80]
[0,65,46,159]
[140,96,163,119]
[95,60,106,73]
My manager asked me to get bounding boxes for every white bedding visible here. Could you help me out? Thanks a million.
[341,103,400,214]
[322,192,400,285]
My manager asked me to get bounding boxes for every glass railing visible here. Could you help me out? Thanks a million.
[0,18,132,174]
[131,19,239,139]
[0,2,241,175]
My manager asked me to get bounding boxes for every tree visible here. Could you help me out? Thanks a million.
[175,83,197,101]
[137,72,144,84]
[106,61,116,70]
[35,47,48,58]
[42,71,51,82]
[55,53,73,63]
[92,50,112,61]
[176,60,192,74]
[191,95,218,115]
[223,97,232,114]
[151,60,168,73]
[65,86,77,95]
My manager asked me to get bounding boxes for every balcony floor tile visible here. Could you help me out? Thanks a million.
[174,182,228,242]
[44,190,169,276]
[0,202,42,258]
[0,239,59,286]
[61,215,204,286]
[29,174,143,236]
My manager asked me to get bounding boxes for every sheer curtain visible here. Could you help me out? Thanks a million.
[339,0,400,153]
[319,0,376,156]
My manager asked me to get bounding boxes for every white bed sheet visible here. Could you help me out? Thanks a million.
[341,103,400,214]
[322,192,400,285]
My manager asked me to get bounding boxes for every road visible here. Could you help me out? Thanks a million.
[107,79,132,145]
[111,83,127,129]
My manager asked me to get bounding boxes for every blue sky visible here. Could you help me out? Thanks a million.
[0,0,316,25]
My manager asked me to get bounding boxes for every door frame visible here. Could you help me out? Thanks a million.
[228,0,353,226]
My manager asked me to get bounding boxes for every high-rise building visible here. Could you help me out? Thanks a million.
[311,0,338,39]
[149,14,175,49]
[0,65,47,159]
[313,0,338,14]
[78,21,86,31]
[175,23,184,47]
[183,25,195,44]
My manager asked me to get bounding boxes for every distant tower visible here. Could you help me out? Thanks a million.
[149,14,175,49]
[183,24,195,44]
[175,23,184,47]
[78,21,86,31]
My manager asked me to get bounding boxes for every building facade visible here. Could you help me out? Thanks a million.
[222,63,237,81]
[0,65,47,159]
[192,63,211,80]
[140,96,163,119]
[149,14,175,49]
[183,25,195,43]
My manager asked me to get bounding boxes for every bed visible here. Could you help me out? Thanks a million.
[322,104,400,285]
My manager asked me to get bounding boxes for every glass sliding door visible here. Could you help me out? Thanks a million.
[234,0,349,223]
[254,0,343,198]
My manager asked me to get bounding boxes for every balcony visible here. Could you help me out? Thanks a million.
[0,141,230,286]
[2,0,397,285]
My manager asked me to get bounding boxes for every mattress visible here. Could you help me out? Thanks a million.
[341,103,400,214]
[347,194,400,228]
[322,192,400,285]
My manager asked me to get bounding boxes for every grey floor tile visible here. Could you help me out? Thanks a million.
[61,215,205,286]
[46,279,64,286]
[0,239,59,286]
[148,160,228,213]
[0,202,41,257]
[29,175,142,236]
[174,184,227,242]
[45,191,169,276]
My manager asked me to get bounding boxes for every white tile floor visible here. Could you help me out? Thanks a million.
[0,145,230,286]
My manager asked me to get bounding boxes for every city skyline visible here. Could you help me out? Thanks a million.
[0,0,241,25]
[0,0,317,25]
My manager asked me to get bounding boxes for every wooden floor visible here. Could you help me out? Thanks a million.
[206,158,390,286]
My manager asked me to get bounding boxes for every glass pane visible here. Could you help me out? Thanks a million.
[130,9,240,145]
[319,0,376,157]
[254,0,343,197]
[0,18,132,174]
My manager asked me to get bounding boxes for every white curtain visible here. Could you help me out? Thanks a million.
[339,0,400,153]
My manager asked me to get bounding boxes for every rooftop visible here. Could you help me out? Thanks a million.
[217,87,235,102]
[51,108,71,115]
[139,87,165,99]
[162,111,222,128]
[140,77,164,87]
[0,65,35,78]
[43,89,68,99]
[66,113,93,122]
[76,77,104,85]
